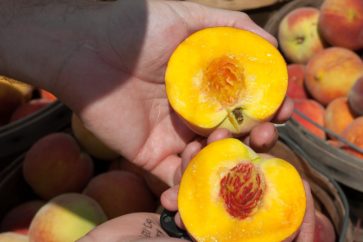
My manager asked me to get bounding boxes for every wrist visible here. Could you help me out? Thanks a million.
[0,0,110,92]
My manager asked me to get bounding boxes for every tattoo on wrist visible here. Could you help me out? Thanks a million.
[140,217,168,238]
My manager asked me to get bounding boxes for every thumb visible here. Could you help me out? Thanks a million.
[169,1,277,46]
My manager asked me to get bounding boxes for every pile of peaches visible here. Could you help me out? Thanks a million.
[277,0,363,158]
[0,112,167,242]
[0,25,338,241]
[0,75,58,127]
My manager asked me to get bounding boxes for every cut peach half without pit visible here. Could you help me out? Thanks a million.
[165,27,288,136]
[178,138,306,242]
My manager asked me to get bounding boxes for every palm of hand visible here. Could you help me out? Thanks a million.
[58,0,197,185]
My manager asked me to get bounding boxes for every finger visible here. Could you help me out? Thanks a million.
[174,139,203,185]
[172,1,277,46]
[207,128,233,144]
[160,185,179,212]
[272,96,294,124]
[294,180,316,242]
[149,155,182,187]
[248,122,278,153]
[174,212,186,230]
[181,140,204,175]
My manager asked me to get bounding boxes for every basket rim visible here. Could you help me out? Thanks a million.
[279,132,351,242]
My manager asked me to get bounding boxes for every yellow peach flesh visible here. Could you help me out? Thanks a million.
[166,27,287,135]
[178,138,306,242]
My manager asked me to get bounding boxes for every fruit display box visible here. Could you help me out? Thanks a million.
[264,0,363,192]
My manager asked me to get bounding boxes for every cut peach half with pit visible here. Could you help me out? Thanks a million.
[165,27,288,136]
[178,138,306,242]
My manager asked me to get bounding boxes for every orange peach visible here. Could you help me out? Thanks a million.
[40,89,57,102]
[287,64,308,99]
[319,0,363,50]
[341,117,363,159]
[0,200,45,235]
[166,27,287,136]
[28,193,107,242]
[0,76,33,101]
[305,47,363,105]
[278,7,325,64]
[292,99,326,139]
[71,113,119,160]
[83,171,156,219]
[348,76,363,116]
[23,132,94,200]
[0,232,27,242]
[324,97,356,138]
[10,99,53,122]
[0,80,24,125]
[314,211,336,242]
[0,75,34,125]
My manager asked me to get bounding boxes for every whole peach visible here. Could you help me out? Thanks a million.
[0,200,45,235]
[10,99,52,122]
[0,76,33,101]
[28,193,107,242]
[348,76,363,116]
[292,99,326,139]
[83,171,156,219]
[71,113,119,160]
[342,117,363,159]
[319,0,363,50]
[287,64,308,99]
[324,97,356,138]
[0,81,24,125]
[278,7,325,64]
[40,89,57,102]
[23,132,94,199]
[305,47,363,105]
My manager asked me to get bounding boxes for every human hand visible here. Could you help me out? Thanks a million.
[0,0,293,187]
[77,212,185,242]
[161,129,316,242]
[59,0,293,186]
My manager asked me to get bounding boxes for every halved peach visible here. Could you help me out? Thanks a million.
[165,27,288,136]
[178,138,306,242]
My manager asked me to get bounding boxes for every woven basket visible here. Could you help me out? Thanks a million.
[0,101,72,170]
[269,140,353,242]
